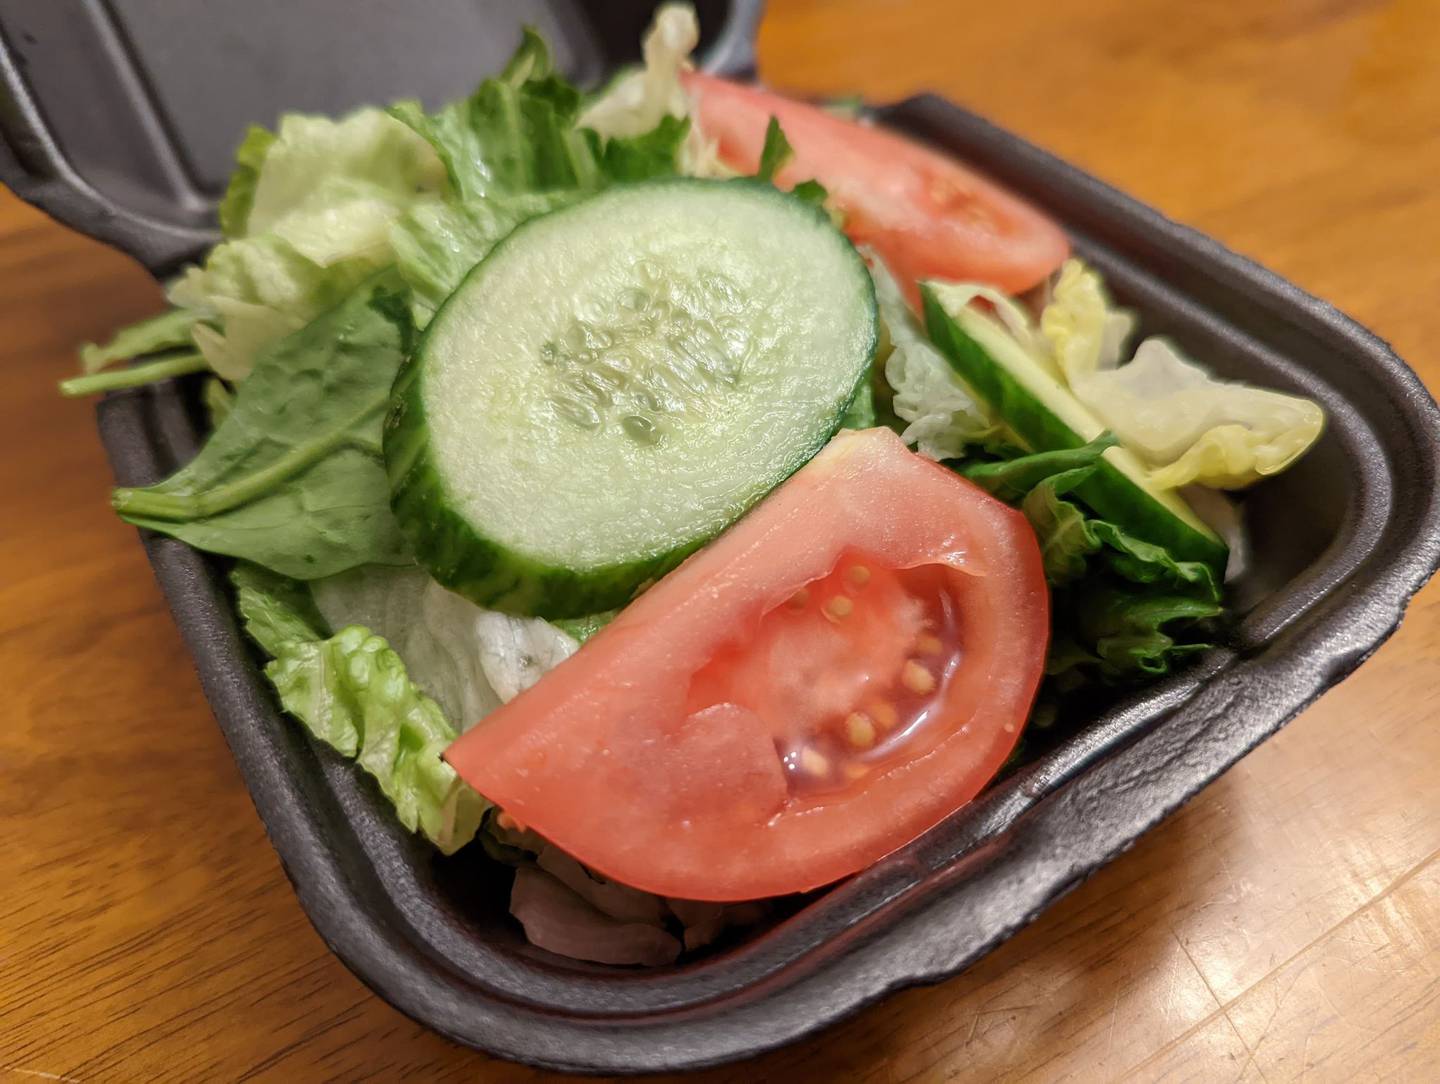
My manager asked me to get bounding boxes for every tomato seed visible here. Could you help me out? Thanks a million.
[845,712,877,749]
[902,660,936,695]
[800,747,831,776]
[869,701,899,729]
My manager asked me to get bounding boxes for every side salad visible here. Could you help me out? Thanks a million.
[70,5,1324,965]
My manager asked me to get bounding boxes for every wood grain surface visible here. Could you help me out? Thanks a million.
[3,1,1438,1080]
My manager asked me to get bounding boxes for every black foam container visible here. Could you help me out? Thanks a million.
[4,0,1439,1074]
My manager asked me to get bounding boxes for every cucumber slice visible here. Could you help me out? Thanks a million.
[387,179,877,617]
[921,284,1228,570]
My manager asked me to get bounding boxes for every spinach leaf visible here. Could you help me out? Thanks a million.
[112,277,413,579]
[78,308,200,374]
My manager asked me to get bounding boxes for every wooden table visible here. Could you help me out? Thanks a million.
[3,1,1438,1080]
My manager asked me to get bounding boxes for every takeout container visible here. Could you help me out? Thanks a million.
[4,0,1438,1073]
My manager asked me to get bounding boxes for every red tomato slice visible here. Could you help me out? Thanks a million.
[447,429,1048,901]
[681,71,1069,308]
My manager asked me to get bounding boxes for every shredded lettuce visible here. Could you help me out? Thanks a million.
[871,256,999,459]
[232,563,487,854]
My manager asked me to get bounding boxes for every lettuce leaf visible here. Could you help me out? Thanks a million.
[167,234,383,381]
[216,125,275,238]
[240,110,444,245]
[1039,258,1133,384]
[578,2,730,179]
[390,192,578,325]
[1080,339,1325,489]
[960,435,1222,686]
[112,277,414,579]
[390,29,599,201]
[1038,258,1324,489]
[167,108,446,381]
[310,564,578,729]
[231,563,487,855]
[871,256,998,460]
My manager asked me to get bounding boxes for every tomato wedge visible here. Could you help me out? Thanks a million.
[446,428,1049,901]
[682,71,1069,307]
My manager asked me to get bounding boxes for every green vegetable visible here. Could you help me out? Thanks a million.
[391,192,578,326]
[231,563,487,854]
[78,309,200,375]
[960,436,1222,686]
[231,562,328,655]
[922,281,1227,571]
[59,352,207,398]
[1040,260,1324,490]
[756,118,792,183]
[216,125,276,238]
[870,258,998,460]
[203,377,235,428]
[390,28,685,203]
[552,610,618,643]
[112,277,414,579]
[310,564,577,724]
[839,379,878,430]
[387,179,877,617]
[593,114,692,182]
[961,435,1119,504]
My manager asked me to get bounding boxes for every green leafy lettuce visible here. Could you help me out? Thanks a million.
[309,564,579,726]
[232,563,487,854]
[387,25,689,326]
[111,276,414,579]
[960,435,1223,687]
[390,192,578,325]
[70,108,445,393]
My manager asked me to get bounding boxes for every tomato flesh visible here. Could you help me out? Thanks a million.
[682,71,1070,306]
[445,428,1049,901]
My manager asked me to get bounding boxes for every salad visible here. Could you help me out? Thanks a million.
[67,5,1325,965]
